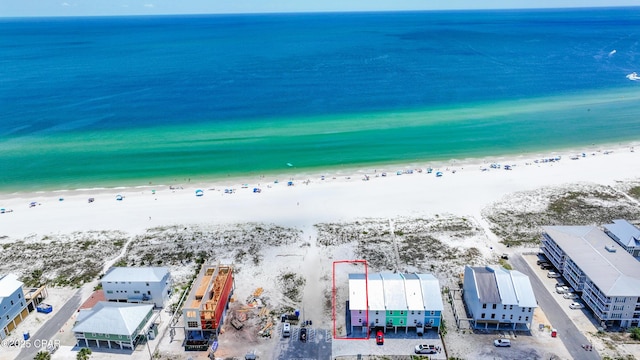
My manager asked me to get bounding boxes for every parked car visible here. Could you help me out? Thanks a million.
[299,327,307,342]
[282,323,291,338]
[563,293,579,299]
[556,286,571,294]
[494,339,511,347]
[414,344,437,354]
[376,330,384,345]
[536,258,548,265]
[547,271,561,278]
[569,302,584,309]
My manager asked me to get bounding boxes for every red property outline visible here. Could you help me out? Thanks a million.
[332,259,368,340]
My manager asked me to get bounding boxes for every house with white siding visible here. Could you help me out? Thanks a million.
[463,265,537,330]
[101,267,172,308]
[603,219,640,259]
[542,225,640,328]
[416,273,444,329]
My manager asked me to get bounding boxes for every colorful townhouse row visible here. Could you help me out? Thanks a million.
[348,273,443,334]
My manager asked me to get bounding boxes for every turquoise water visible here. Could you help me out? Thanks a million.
[1,9,640,191]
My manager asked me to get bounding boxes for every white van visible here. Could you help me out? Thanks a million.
[282,322,291,338]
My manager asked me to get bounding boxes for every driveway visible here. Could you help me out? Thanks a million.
[17,289,82,360]
[510,254,600,360]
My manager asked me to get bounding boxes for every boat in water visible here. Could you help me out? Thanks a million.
[626,72,640,81]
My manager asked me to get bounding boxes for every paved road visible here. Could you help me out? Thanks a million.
[511,254,600,360]
[274,325,332,360]
[18,289,82,360]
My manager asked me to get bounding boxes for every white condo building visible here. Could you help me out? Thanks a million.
[101,267,172,308]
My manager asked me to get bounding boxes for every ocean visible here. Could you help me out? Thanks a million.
[1,8,640,192]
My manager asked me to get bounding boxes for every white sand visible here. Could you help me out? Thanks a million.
[1,145,638,239]
[1,144,639,360]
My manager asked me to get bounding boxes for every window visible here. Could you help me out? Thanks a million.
[400,311,404,315]
[518,316,522,321]
[502,314,505,320]
[389,311,393,315]
[375,319,379,324]
[134,290,140,294]
[146,282,150,286]
[119,335,123,339]
[525,316,529,321]
[187,321,198,327]
[482,304,487,309]
[430,311,435,316]
[522,308,525,312]
[358,310,362,314]
[411,311,414,315]
[509,305,513,310]
[414,319,417,324]
[375,311,379,315]
[528,307,532,312]
[358,318,362,323]
[106,290,113,294]
[400,320,404,324]
[481,313,486,319]
[510,314,513,320]
[10,300,13,305]
[18,294,21,299]
[5,315,8,320]
[106,334,110,338]
[20,302,23,307]
[613,305,624,311]
[492,304,497,309]
[491,314,496,319]
[503,305,507,310]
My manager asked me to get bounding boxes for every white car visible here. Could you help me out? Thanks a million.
[569,302,584,309]
[494,339,511,347]
[547,271,561,278]
[563,293,579,299]
[414,344,438,354]
[555,286,570,294]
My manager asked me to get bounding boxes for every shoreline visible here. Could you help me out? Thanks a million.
[2,139,638,197]
[1,141,639,239]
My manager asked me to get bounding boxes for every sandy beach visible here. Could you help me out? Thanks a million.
[1,143,640,360]
[1,144,639,238]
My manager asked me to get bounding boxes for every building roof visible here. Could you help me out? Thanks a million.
[348,274,367,311]
[73,302,153,336]
[102,267,169,283]
[543,225,640,296]
[415,274,444,311]
[467,266,537,308]
[367,274,385,311]
[78,290,106,311]
[470,267,501,303]
[380,273,407,310]
[401,274,425,311]
[0,274,23,298]
[603,219,640,248]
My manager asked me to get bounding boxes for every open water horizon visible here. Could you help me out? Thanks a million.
[1,8,640,192]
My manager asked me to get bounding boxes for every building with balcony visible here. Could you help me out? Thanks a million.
[463,265,537,330]
[348,272,443,335]
[183,264,234,351]
[0,274,28,340]
[101,267,172,308]
[603,219,640,259]
[73,302,158,350]
[541,225,640,328]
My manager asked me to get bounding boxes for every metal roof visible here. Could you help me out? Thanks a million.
[510,270,538,308]
[367,274,386,311]
[348,274,367,311]
[0,274,22,298]
[470,267,501,303]
[489,265,518,305]
[73,302,153,336]
[543,225,640,297]
[102,267,169,283]
[603,219,640,248]
[400,274,425,311]
[380,273,407,310]
[415,274,444,311]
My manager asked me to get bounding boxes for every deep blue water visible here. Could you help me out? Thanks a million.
[1,8,640,191]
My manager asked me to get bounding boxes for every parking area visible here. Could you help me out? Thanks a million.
[331,328,445,359]
[274,324,332,360]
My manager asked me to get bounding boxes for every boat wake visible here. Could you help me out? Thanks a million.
[626,72,640,81]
